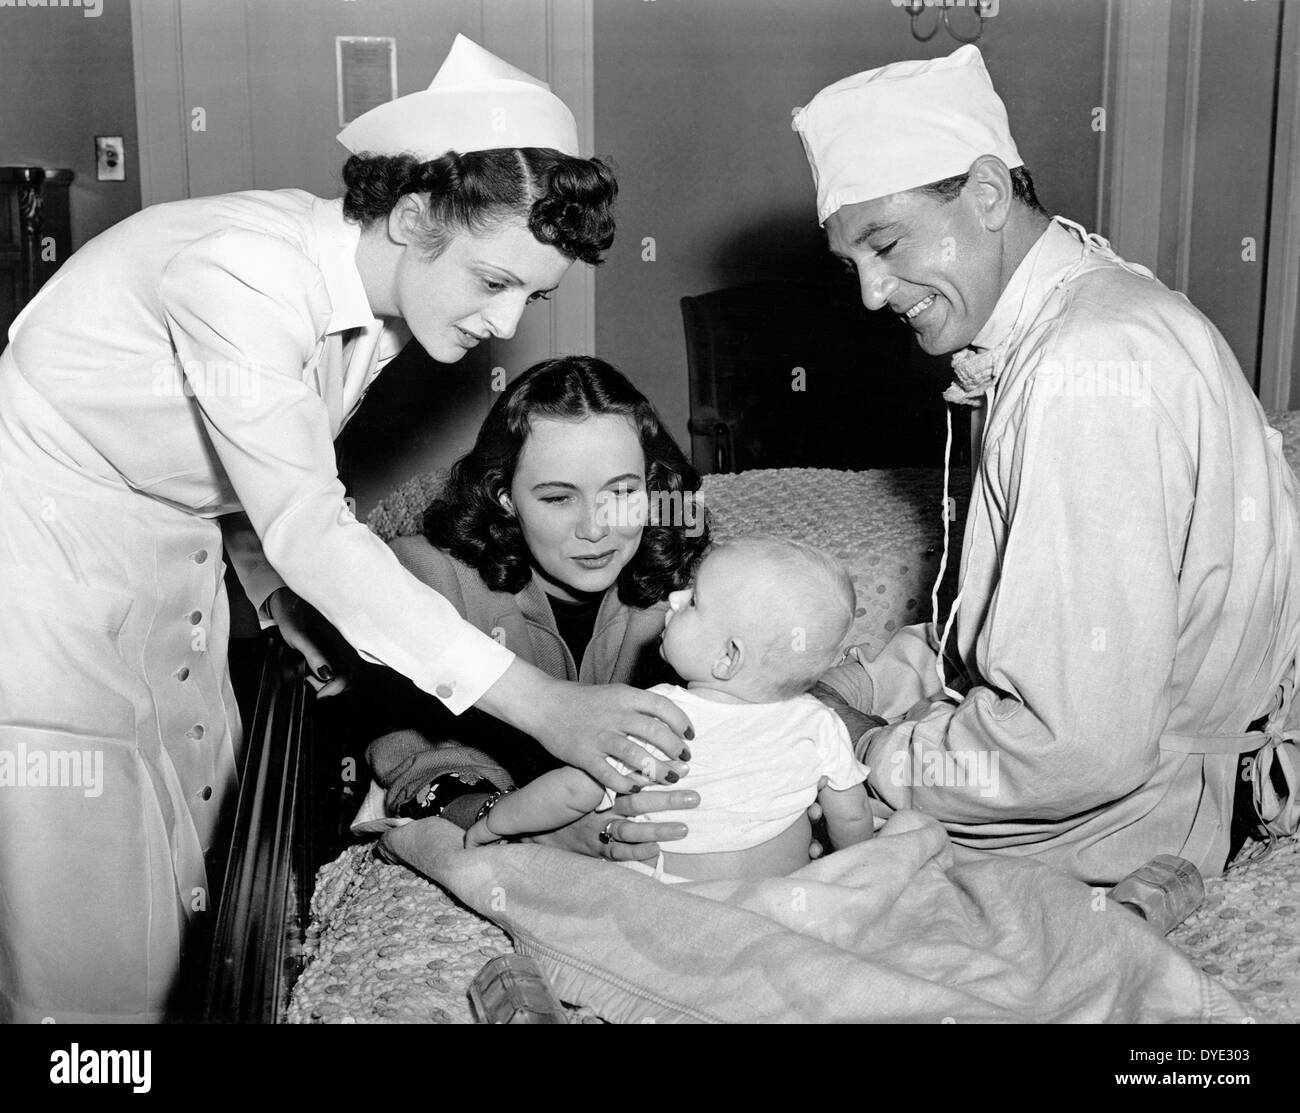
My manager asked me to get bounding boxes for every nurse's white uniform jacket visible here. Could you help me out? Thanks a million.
[0,189,513,1021]
[819,218,1300,885]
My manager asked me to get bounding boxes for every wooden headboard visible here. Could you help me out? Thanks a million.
[681,282,965,474]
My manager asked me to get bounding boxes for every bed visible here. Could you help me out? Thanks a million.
[205,412,1300,1024]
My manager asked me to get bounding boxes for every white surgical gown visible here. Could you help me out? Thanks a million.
[819,218,1300,885]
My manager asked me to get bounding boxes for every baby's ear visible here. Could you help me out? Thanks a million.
[711,637,744,681]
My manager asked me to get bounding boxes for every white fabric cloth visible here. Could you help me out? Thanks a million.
[338,34,579,160]
[380,809,1246,1023]
[607,684,868,855]
[0,188,515,1020]
[818,218,1300,886]
[791,44,1023,224]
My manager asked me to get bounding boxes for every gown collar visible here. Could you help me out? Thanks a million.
[310,197,377,336]
[942,216,1093,405]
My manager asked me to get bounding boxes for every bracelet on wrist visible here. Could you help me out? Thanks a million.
[473,787,515,837]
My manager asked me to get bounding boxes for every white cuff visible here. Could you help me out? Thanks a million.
[419,621,516,715]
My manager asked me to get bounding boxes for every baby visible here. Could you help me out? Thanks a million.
[466,537,873,881]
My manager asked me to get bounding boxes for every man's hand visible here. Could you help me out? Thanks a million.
[475,661,694,792]
[807,775,830,859]
[528,788,699,860]
[266,586,352,697]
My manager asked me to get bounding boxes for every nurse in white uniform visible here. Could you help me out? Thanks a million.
[0,35,690,1023]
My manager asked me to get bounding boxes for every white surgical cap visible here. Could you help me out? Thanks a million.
[338,34,580,161]
[790,44,1022,225]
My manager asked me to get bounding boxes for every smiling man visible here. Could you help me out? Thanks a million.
[792,45,1300,885]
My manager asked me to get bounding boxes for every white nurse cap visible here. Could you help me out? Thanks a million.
[790,44,1023,226]
[337,34,580,160]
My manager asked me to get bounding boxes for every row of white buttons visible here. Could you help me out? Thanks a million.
[185,549,211,803]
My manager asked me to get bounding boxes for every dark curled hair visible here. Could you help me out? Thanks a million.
[424,356,709,608]
[920,165,1046,215]
[341,148,617,264]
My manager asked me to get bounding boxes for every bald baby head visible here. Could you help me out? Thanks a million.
[661,536,855,702]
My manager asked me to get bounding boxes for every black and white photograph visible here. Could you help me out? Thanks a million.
[1,0,1299,1066]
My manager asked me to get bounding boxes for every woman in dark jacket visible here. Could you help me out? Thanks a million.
[361,356,709,848]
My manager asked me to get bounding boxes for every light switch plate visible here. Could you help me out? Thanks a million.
[95,135,126,181]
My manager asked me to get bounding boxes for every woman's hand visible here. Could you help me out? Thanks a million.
[528,788,699,860]
[476,661,694,792]
[266,586,352,697]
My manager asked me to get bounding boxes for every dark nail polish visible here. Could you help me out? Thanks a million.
[685,726,695,741]
[317,665,334,682]
[665,771,680,783]
[680,746,692,762]
[629,784,642,794]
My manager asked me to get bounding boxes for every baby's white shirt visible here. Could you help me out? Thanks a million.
[603,683,869,854]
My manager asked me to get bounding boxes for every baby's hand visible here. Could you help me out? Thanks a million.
[464,817,499,849]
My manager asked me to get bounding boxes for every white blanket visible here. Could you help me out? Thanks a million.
[379,809,1245,1023]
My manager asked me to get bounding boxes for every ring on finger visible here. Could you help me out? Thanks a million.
[598,818,618,846]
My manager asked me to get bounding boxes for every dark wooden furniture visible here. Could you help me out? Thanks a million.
[204,636,316,1023]
[203,634,371,1022]
[0,166,74,350]
[681,282,966,474]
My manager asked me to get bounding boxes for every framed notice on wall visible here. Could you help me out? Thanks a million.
[336,37,398,127]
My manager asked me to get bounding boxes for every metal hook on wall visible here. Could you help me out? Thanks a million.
[901,0,996,46]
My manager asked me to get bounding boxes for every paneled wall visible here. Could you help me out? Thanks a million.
[1183,0,1282,392]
